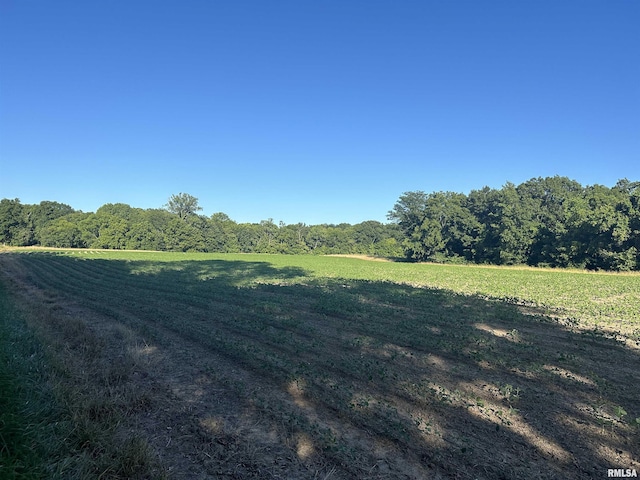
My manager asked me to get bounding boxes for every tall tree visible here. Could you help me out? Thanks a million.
[39,217,85,248]
[166,193,202,220]
[616,180,640,266]
[566,184,636,270]
[207,213,240,253]
[496,182,537,265]
[96,203,136,221]
[427,192,481,261]
[467,186,501,263]
[89,213,129,249]
[387,191,430,260]
[236,223,261,253]
[387,191,429,236]
[307,225,328,252]
[256,219,278,253]
[522,176,583,267]
[275,222,309,254]
[0,199,25,245]
[164,218,205,252]
[388,191,480,262]
[28,201,75,246]
[125,221,163,251]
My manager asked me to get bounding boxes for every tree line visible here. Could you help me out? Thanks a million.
[388,176,640,271]
[0,193,404,257]
[2,177,639,270]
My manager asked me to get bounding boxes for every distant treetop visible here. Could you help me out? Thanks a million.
[165,193,202,220]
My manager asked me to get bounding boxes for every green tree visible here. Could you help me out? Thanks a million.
[614,179,640,262]
[0,199,26,245]
[256,219,278,253]
[387,191,429,236]
[374,237,403,258]
[520,176,583,267]
[89,214,130,249]
[28,201,75,244]
[274,222,309,254]
[96,203,138,222]
[496,182,536,265]
[307,225,328,252]
[374,223,404,257]
[388,192,430,260]
[427,192,480,261]
[164,218,206,252]
[409,217,446,261]
[320,224,355,254]
[206,213,240,252]
[388,191,480,262]
[39,217,85,248]
[352,221,386,255]
[467,186,501,263]
[236,223,261,253]
[142,208,174,232]
[125,221,163,251]
[566,184,635,270]
[166,193,202,220]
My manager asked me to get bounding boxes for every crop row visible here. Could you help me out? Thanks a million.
[11,251,640,478]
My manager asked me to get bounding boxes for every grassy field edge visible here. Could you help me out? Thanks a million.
[0,280,57,479]
[0,267,166,480]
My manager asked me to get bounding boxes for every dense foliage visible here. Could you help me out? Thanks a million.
[2,176,639,270]
[0,198,403,257]
[388,176,640,270]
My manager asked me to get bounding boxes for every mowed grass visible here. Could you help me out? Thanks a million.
[0,282,51,480]
[1,249,639,479]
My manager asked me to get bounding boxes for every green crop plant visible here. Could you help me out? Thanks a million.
[1,249,639,479]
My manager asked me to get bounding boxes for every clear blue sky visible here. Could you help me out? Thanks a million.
[1,1,638,225]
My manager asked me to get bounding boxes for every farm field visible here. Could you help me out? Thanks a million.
[1,249,639,479]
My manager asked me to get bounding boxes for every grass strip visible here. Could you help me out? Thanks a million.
[0,281,55,479]
[0,264,168,480]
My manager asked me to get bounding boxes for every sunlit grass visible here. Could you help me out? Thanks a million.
[2,248,639,478]
[49,249,640,328]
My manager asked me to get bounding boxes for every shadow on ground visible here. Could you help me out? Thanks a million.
[6,252,640,479]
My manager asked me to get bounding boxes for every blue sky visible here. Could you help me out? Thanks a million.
[1,1,638,225]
